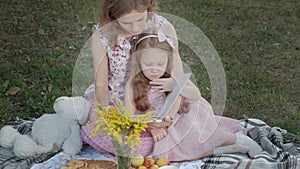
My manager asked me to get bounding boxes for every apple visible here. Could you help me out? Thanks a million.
[156,157,170,167]
[138,166,147,169]
[149,164,159,169]
[143,157,155,168]
[130,154,144,167]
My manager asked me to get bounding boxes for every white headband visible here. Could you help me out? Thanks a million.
[136,32,175,49]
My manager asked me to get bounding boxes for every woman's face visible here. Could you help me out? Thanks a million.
[139,48,168,81]
[117,10,148,36]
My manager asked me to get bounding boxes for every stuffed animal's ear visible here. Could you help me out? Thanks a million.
[53,96,70,113]
[72,97,91,124]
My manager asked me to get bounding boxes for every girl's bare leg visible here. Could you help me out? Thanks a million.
[220,133,236,146]
[196,134,248,159]
[235,132,262,157]
[196,133,262,159]
[216,132,263,157]
[213,133,249,156]
[196,150,214,159]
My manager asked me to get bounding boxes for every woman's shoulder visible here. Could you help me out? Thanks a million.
[91,28,110,50]
[92,28,108,41]
[151,14,167,27]
[149,14,176,37]
[152,14,174,27]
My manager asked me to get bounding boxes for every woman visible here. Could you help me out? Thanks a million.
[80,0,199,156]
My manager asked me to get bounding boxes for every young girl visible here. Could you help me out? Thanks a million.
[125,33,263,161]
[80,0,200,156]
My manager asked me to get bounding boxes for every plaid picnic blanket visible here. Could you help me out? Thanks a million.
[0,119,57,169]
[1,118,299,169]
[201,118,300,169]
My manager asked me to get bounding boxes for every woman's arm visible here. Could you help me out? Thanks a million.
[159,20,201,100]
[91,31,110,105]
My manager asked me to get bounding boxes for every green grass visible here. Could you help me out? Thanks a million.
[0,0,299,136]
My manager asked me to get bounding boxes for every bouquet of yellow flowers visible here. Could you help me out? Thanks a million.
[88,97,156,169]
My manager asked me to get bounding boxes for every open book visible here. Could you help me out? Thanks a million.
[154,73,191,122]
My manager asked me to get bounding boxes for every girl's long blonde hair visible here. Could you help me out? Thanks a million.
[131,33,190,114]
[131,33,172,112]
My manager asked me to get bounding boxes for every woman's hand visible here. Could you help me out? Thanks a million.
[150,77,176,92]
[147,121,169,129]
[147,121,170,142]
[149,127,168,142]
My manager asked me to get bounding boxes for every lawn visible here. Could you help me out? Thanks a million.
[0,0,299,136]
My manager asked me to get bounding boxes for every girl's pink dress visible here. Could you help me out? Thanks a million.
[80,15,167,156]
[148,89,246,161]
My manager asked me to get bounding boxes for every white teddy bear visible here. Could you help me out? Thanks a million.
[0,96,91,157]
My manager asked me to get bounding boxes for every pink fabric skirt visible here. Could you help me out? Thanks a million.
[152,97,246,161]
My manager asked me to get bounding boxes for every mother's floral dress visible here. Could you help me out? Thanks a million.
[80,14,167,156]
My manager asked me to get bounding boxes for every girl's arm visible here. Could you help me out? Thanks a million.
[179,79,201,100]
[147,93,182,129]
[91,31,110,106]
[124,78,139,114]
[159,20,201,100]
[165,94,182,119]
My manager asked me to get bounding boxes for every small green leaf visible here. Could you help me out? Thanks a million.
[38,28,47,35]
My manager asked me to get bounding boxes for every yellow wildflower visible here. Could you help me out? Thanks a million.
[88,96,156,153]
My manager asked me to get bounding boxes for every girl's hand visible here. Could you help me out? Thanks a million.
[162,115,173,127]
[149,127,168,142]
[150,77,176,92]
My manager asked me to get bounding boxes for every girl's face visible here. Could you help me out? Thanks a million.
[117,10,148,36]
[139,48,168,81]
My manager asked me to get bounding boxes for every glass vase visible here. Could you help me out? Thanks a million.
[116,154,130,169]
[112,134,132,169]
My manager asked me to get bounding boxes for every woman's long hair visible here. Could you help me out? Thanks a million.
[99,0,158,26]
[96,0,158,50]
